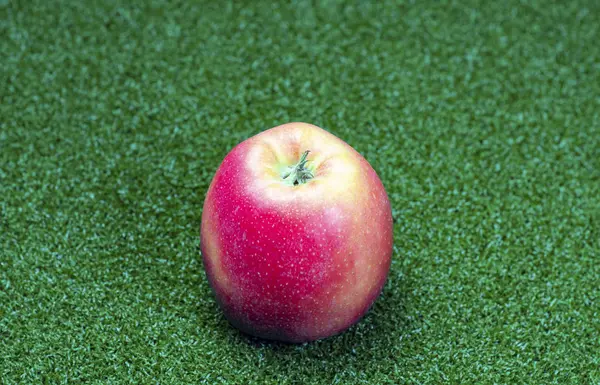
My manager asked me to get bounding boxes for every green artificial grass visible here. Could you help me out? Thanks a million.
[1,0,599,383]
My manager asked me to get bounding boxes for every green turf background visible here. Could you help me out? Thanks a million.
[2,0,599,383]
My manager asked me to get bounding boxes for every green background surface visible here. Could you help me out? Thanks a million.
[1,0,599,383]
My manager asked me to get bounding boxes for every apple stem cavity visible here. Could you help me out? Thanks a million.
[282,150,314,186]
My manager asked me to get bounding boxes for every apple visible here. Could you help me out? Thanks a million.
[201,122,393,343]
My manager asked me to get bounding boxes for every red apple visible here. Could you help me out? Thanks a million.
[201,122,393,343]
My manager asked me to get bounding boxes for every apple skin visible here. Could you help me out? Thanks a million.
[201,122,393,343]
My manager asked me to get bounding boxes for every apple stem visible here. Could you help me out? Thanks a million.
[282,150,314,186]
